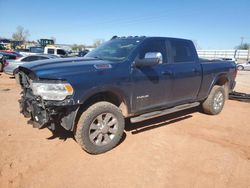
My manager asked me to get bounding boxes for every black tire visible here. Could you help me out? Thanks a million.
[237,65,244,71]
[202,86,225,115]
[13,68,19,75]
[0,63,3,72]
[74,102,125,154]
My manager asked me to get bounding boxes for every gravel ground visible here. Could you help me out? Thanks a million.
[235,70,250,93]
[0,71,250,188]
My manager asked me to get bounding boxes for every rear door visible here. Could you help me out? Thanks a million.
[168,39,202,104]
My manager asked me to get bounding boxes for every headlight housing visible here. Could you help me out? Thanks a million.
[31,81,74,101]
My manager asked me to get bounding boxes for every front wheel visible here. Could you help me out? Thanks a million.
[202,86,225,115]
[74,102,125,154]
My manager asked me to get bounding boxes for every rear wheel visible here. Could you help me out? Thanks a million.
[74,102,125,154]
[237,65,244,71]
[202,86,225,115]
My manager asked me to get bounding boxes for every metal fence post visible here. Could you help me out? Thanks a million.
[248,47,250,61]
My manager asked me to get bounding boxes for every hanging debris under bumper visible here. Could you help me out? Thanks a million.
[19,93,79,130]
[19,96,49,128]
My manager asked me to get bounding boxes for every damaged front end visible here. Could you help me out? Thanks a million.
[17,69,79,131]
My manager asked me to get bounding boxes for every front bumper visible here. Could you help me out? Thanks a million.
[18,71,79,131]
[3,69,14,75]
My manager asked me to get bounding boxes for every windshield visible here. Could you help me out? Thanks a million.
[85,38,142,61]
[30,47,44,53]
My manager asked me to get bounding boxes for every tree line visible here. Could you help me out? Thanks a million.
[9,25,250,50]
[10,26,105,49]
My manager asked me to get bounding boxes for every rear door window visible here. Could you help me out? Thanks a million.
[38,56,49,60]
[170,40,195,63]
[22,56,40,62]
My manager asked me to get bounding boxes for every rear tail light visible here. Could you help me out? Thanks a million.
[233,67,238,80]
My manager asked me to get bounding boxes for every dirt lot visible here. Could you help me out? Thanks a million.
[0,71,250,188]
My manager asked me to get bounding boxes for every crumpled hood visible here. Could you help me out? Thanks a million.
[19,57,114,79]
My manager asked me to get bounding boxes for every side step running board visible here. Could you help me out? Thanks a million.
[130,102,200,123]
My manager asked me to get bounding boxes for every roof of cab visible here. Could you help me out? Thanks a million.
[110,35,192,42]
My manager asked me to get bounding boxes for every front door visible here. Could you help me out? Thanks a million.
[131,39,173,113]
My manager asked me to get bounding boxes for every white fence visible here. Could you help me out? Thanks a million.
[197,50,250,61]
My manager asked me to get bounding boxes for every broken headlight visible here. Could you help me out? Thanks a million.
[30,81,74,101]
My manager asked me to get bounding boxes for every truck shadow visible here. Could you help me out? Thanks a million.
[46,107,200,143]
[125,107,200,135]
[46,126,74,141]
[46,125,127,147]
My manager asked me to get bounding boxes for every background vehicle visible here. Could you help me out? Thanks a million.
[237,61,250,70]
[0,54,4,72]
[78,49,89,57]
[18,36,237,154]
[37,39,55,48]
[44,46,68,57]
[0,43,6,50]
[0,51,19,60]
[17,46,44,56]
[4,54,59,75]
[0,51,20,72]
[0,50,23,58]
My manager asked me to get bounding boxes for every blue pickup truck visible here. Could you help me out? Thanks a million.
[17,36,237,154]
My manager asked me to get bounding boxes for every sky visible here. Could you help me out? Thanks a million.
[0,0,250,49]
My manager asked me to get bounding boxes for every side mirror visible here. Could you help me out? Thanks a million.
[135,52,162,67]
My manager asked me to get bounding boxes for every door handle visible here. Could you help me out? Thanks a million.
[161,70,173,76]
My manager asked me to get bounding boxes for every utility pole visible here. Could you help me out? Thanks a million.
[240,36,244,47]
